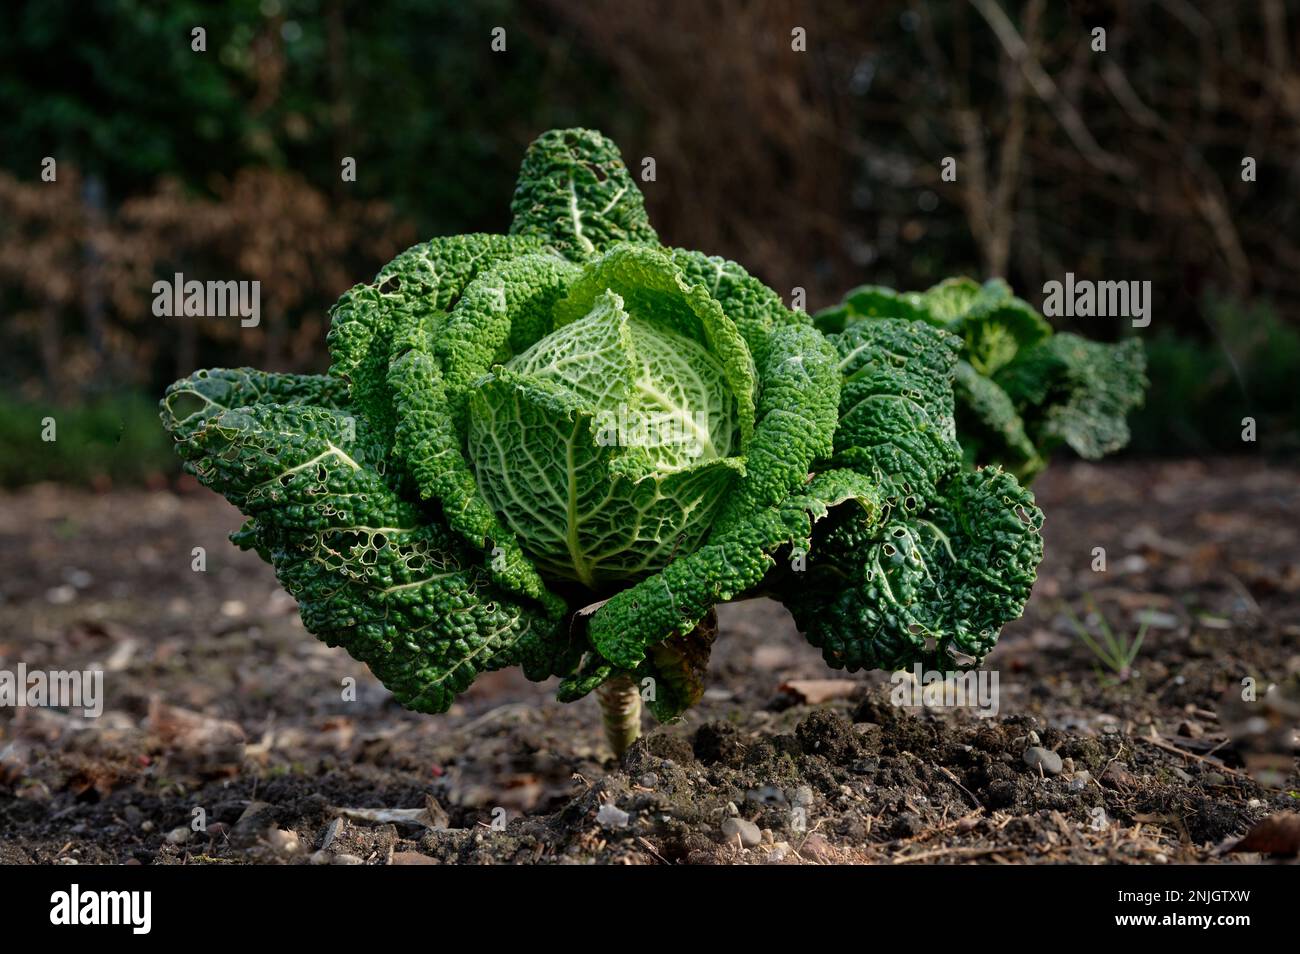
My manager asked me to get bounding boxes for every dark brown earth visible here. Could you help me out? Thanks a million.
[1,458,1297,864]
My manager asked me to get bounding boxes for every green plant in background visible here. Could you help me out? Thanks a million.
[1131,296,1300,456]
[815,279,1148,481]
[160,129,1044,756]
[1063,596,1149,685]
[0,393,176,486]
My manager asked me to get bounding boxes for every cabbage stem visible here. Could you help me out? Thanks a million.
[596,674,642,759]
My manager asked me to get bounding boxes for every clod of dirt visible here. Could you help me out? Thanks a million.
[795,710,861,763]
[693,722,747,765]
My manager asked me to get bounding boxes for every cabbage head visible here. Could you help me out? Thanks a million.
[160,129,1044,722]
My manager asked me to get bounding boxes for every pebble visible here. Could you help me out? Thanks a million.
[64,568,94,589]
[720,817,762,848]
[231,800,275,846]
[1203,772,1227,787]
[45,585,77,605]
[310,850,332,865]
[266,828,301,855]
[792,785,814,807]
[332,853,364,865]
[765,844,788,864]
[165,826,190,845]
[1023,746,1063,775]
[1068,771,1092,792]
[596,803,630,829]
[321,817,346,850]
[638,773,659,789]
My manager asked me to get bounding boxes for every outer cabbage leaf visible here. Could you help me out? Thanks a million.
[160,368,350,443]
[952,360,1043,480]
[959,294,1052,377]
[634,611,719,721]
[770,318,1043,672]
[781,467,1043,671]
[918,276,986,324]
[162,399,574,712]
[668,247,805,366]
[327,233,545,455]
[996,334,1147,460]
[813,284,929,335]
[382,251,577,612]
[816,278,1146,477]
[509,128,658,259]
[710,322,841,537]
[160,368,354,562]
[828,319,963,506]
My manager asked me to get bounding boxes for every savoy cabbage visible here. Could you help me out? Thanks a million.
[816,278,1148,480]
[160,128,1044,732]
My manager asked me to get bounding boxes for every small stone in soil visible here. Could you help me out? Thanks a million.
[332,853,364,865]
[596,803,630,829]
[321,817,346,850]
[1023,746,1063,775]
[165,827,190,845]
[720,817,762,848]
[266,829,301,855]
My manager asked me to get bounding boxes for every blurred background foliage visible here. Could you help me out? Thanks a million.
[1,0,1297,484]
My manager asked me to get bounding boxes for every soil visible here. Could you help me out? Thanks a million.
[1,458,1297,865]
